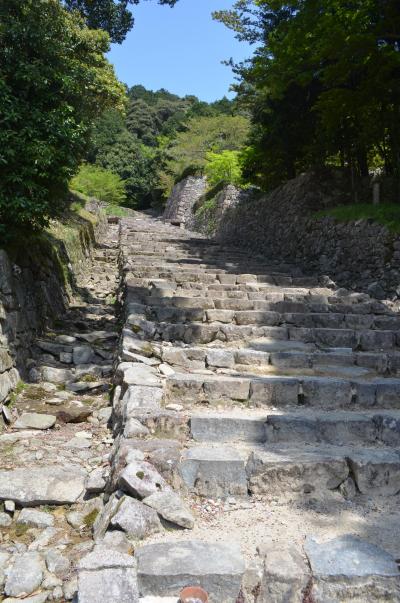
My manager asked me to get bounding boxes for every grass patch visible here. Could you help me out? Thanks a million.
[105,205,130,217]
[315,203,400,233]
[83,508,99,528]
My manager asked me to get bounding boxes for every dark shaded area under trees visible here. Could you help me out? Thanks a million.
[214,0,400,198]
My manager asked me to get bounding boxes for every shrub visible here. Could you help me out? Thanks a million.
[71,165,126,205]
[205,150,243,188]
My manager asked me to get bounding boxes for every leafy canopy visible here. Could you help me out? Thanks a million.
[64,0,179,43]
[214,0,400,192]
[0,0,125,235]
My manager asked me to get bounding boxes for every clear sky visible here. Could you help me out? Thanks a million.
[107,0,252,102]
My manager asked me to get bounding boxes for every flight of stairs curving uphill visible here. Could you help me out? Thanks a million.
[109,212,400,603]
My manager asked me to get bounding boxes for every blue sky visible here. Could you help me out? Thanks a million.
[107,0,252,102]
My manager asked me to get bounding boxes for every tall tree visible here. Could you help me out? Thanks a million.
[64,0,179,43]
[214,0,400,192]
[0,0,125,234]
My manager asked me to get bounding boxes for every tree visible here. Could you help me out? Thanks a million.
[159,114,250,195]
[71,164,126,204]
[0,0,125,235]
[214,0,400,193]
[205,151,243,187]
[64,0,179,44]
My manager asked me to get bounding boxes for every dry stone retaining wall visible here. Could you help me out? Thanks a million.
[164,172,400,300]
[163,176,207,226]
[0,202,106,404]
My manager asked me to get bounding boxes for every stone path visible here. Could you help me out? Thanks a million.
[2,211,400,602]
[0,222,120,601]
[111,214,400,602]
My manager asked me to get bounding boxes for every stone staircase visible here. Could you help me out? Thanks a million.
[110,212,400,602]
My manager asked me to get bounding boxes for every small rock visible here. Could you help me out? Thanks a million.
[86,468,107,494]
[76,431,93,439]
[17,508,54,529]
[118,461,171,499]
[4,500,15,513]
[63,576,78,601]
[165,404,183,412]
[159,363,175,377]
[0,512,12,527]
[66,511,85,530]
[46,548,70,578]
[42,382,57,393]
[4,551,44,597]
[64,437,92,449]
[124,418,150,438]
[13,413,56,430]
[110,496,162,540]
[143,491,194,529]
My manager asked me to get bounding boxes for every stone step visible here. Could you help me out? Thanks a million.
[161,344,396,375]
[191,412,268,443]
[145,305,400,332]
[178,442,400,497]
[125,267,320,287]
[136,540,245,603]
[140,294,387,316]
[247,445,400,497]
[190,410,400,447]
[155,320,400,351]
[179,445,248,497]
[166,372,400,410]
[265,410,400,446]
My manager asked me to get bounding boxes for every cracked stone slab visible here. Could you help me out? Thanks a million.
[78,547,138,603]
[305,535,400,602]
[0,465,87,506]
[136,540,245,603]
[143,491,194,529]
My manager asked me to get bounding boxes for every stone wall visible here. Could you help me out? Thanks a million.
[0,202,106,403]
[213,171,400,300]
[163,176,207,226]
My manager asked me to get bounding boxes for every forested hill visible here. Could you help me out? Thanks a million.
[72,84,249,210]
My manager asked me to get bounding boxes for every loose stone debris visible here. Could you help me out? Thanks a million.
[1,210,400,602]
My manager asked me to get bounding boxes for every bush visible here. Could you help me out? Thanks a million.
[205,150,243,188]
[71,165,126,205]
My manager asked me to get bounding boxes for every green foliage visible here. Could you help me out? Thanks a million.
[316,203,400,233]
[64,0,179,44]
[205,150,243,188]
[86,86,244,208]
[160,114,250,196]
[214,0,400,193]
[0,0,125,238]
[71,164,126,205]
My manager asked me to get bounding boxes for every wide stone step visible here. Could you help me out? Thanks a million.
[152,318,400,351]
[166,372,400,410]
[190,410,400,447]
[247,445,400,497]
[161,344,397,375]
[136,540,245,603]
[191,412,267,443]
[145,304,400,332]
[265,410,400,446]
